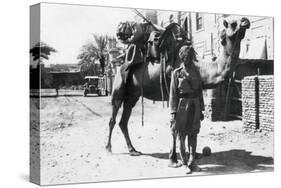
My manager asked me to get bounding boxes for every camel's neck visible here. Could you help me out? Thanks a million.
[198,47,240,89]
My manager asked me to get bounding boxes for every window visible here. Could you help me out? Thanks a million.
[196,13,203,30]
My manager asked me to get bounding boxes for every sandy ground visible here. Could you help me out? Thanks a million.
[31,94,274,185]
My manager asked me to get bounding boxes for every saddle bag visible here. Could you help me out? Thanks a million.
[147,31,162,62]
[125,44,144,68]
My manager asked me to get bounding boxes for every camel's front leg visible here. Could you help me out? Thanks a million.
[179,135,187,166]
[168,127,181,168]
[105,99,122,153]
[119,97,141,156]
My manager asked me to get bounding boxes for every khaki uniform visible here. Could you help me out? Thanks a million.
[169,64,204,136]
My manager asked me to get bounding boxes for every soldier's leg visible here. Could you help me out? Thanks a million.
[188,133,201,172]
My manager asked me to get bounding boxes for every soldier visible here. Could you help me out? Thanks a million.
[169,45,204,174]
[116,21,164,66]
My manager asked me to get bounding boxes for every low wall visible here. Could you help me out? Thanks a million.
[204,60,273,122]
[242,75,274,131]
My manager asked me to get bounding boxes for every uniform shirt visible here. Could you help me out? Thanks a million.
[169,63,204,114]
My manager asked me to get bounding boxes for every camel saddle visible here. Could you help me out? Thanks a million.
[121,23,182,84]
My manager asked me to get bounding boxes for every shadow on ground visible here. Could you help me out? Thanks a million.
[144,149,273,174]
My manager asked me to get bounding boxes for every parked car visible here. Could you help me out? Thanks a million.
[84,76,108,97]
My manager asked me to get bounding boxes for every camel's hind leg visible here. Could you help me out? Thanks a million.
[119,96,140,156]
[105,98,122,153]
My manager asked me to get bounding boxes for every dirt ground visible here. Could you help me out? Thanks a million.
[30,94,274,185]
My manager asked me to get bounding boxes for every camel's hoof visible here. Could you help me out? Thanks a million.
[105,145,112,153]
[168,161,182,168]
[129,150,142,156]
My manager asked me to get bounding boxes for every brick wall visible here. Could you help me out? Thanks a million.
[242,75,274,131]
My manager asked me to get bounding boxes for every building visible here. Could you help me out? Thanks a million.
[138,10,274,121]
[46,64,83,88]
[157,11,273,62]
[132,9,274,61]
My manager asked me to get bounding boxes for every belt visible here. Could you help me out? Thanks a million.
[178,92,199,99]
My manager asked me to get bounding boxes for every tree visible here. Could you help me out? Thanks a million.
[78,34,109,77]
[77,42,98,77]
[30,42,57,89]
[30,41,57,62]
[93,34,108,74]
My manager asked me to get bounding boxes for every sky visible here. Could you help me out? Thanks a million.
[35,3,273,65]
[40,3,136,65]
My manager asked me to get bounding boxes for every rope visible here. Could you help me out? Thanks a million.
[160,54,165,108]
[162,52,170,107]
[140,56,147,127]
[141,77,144,126]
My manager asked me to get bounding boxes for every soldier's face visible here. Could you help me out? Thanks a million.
[183,56,192,67]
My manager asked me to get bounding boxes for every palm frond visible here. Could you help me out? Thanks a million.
[93,34,108,53]
[30,41,57,61]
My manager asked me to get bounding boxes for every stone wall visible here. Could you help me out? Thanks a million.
[242,75,274,131]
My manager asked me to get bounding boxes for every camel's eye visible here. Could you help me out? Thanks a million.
[223,20,228,28]
[231,22,237,30]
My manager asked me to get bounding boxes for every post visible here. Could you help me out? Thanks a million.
[188,12,193,41]
[255,67,260,129]
[211,32,214,56]
[177,11,182,25]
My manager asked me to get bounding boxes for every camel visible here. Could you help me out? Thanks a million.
[105,18,250,160]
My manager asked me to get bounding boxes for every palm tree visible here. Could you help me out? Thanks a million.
[30,42,57,89]
[93,34,108,74]
[78,34,109,77]
[77,42,98,77]
[30,41,57,63]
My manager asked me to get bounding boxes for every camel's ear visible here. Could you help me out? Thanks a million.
[220,29,227,46]
[223,20,228,28]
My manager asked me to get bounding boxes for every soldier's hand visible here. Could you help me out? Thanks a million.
[170,113,176,126]
[200,112,204,121]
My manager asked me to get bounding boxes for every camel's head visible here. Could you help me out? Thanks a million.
[116,22,134,43]
[220,17,250,57]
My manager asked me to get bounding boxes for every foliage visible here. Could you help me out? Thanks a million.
[30,41,57,88]
[30,41,57,62]
[78,34,109,77]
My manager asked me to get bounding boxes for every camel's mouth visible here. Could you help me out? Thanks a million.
[240,17,250,29]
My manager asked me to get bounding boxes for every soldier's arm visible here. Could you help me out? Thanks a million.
[169,70,179,114]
